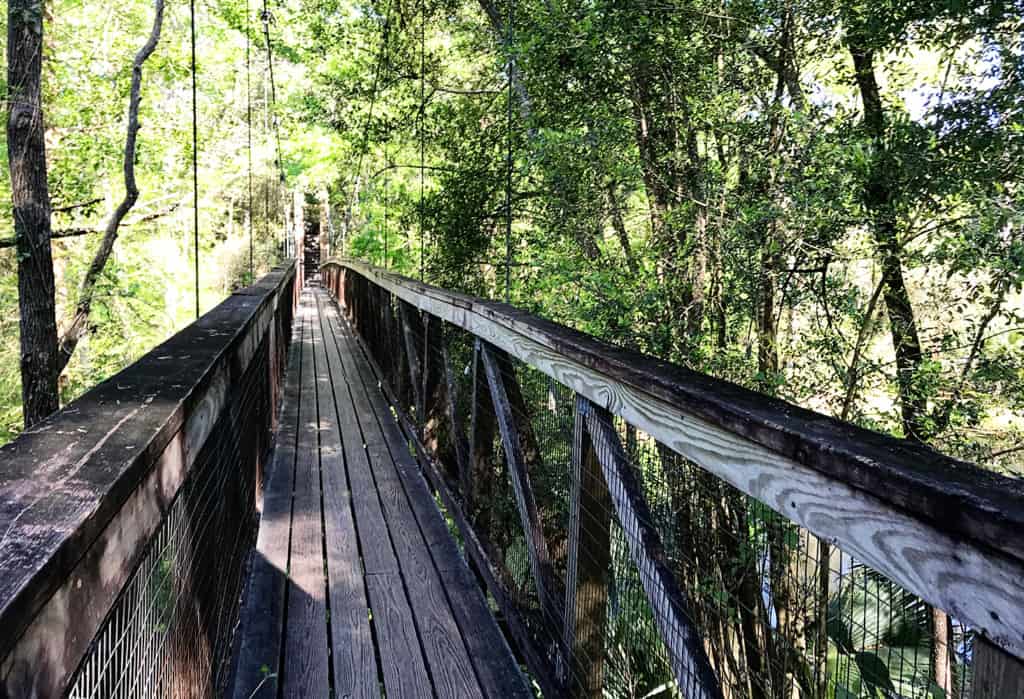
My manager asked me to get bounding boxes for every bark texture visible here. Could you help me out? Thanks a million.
[7,0,60,427]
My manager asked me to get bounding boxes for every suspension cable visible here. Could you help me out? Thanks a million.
[190,0,200,317]
[245,0,254,281]
[345,0,393,250]
[419,0,425,281]
[260,0,287,256]
[383,18,389,269]
[503,0,514,303]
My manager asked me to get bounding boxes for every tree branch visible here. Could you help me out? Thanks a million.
[56,0,165,373]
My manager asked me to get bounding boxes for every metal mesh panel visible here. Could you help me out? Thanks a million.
[588,412,975,699]
[330,265,979,698]
[67,335,276,699]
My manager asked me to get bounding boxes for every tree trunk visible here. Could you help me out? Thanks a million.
[848,45,927,442]
[849,39,949,690]
[7,0,60,427]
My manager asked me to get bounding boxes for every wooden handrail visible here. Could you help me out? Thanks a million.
[0,262,297,696]
[322,257,1024,664]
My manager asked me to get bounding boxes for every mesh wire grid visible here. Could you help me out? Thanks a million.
[332,266,977,699]
[66,328,282,699]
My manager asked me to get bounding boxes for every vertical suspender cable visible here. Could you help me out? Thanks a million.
[190,0,200,317]
[344,1,393,256]
[261,1,286,256]
[245,0,254,281]
[419,0,425,281]
[383,18,389,269]
[503,0,514,303]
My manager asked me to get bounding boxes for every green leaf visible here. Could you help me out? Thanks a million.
[854,651,896,693]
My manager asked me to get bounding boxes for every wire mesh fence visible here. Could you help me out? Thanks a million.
[325,263,980,699]
[63,281,292,699]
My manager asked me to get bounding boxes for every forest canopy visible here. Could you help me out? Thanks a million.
[2,0,1022,475]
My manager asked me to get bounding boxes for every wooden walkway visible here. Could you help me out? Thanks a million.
[230,287,531,699]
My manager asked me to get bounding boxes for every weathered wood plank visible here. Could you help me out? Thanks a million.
[479,342,562,631]
[323,290,533,699]
[0,264,296,698]
[563,394,611,698]
[310,292,377,699]
[365,572,434,699]
[315,292,436,699]
[583,400,722,699]
[973,636,1024,698]
[321,290,482,698]
[325,259,1024,660]
[282,294,330,698]
[231,301,305,699]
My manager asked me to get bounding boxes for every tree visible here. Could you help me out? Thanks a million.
[57,0,166,371]
[7,0,60,427]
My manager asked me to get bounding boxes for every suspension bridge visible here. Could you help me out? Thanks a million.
[0,256,1020,698]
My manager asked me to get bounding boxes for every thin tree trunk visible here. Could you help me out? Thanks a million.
[848,44,928,442]
[7,0,60,427]
[606,184,638,274]
[57,0,166,372]
[849,39,949,689]
[841,273,885,421]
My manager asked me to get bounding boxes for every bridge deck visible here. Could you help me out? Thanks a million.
[230,287,531,699]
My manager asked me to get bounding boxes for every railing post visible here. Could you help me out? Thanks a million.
[583,403,723,699]
[479,341,562,635]
[973,637,1024,698]
[563,395,611,698]
[467,340,497,529]
[440,333,471,500]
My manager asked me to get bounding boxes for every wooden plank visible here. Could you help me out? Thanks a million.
[314,292,433,698]
[325,292,537,693]
[563,394,611,698]
[309,292,377,699]
[320,290,483,698]
[365,573,434,699]
[282,293,330,698]
[582,400,722,699]
[373,477,482,698]
[973,636,1024,698]
[325,260,1024,661]
[442,561,535,699]
[479,342,562,630]
[0,263,295,681]
[335,303,559,698]
[231,303,305,699]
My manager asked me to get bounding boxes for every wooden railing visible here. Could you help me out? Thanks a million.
[322,258,1024,699]
[0,263,297,698]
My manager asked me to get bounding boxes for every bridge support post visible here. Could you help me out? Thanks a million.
[563,395,611,698]
[973,637,1024,698]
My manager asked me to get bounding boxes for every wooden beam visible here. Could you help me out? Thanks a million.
[0,263,297,697]
[582,400,723,699]
[440,333,471,499]
[479,342,562,633]
[467,340,496,523]
[563,394,611,698]
[323,259,1024,661]
[973,636,1024,698]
